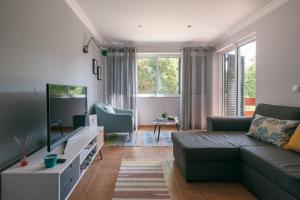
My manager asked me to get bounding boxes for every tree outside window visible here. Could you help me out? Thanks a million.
[137,55,180,95]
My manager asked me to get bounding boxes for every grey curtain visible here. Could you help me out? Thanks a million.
[105,47,136,110]
[180,48,212,130]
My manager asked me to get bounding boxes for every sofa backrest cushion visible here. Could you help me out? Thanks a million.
[254,103,300,120]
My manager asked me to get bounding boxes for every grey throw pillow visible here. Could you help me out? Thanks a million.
[247,114,300,147]
[105,105,115,114]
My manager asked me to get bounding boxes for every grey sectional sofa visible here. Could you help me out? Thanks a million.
[172,103,300,200]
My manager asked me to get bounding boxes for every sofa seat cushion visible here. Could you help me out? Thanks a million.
[172,132,264,162]
[241,145,300,199]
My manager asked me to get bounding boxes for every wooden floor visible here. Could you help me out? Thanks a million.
[69,127,257,200]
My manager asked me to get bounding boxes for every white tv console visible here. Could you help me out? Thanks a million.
[1,126,104,200]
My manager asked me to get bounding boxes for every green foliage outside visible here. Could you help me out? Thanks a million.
[244,64,256,98]
[137,57,179,95]
[137,57,157,94]
[158,58,179,94]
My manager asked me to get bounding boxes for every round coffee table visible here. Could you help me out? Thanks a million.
[153,119,180,142]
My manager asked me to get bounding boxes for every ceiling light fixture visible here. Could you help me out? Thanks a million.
[187,25,192,28]
[138,25,142,28]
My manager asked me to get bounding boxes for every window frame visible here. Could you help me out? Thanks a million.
[137,53,181,97]
[218,34,256,116]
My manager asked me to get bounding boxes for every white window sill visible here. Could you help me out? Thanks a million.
[137,94,180,98]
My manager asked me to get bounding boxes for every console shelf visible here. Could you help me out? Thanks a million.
[79,142,97,164]
[1,126,104,200]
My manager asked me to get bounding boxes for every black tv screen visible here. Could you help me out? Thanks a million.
[46,84,87,152]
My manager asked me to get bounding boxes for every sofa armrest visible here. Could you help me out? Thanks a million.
[114,108,134,116]
[207,116,252,132]
[104,112,132,121]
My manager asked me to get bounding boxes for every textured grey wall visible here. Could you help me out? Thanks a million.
[212,0,300,113]
[0,0,104,174]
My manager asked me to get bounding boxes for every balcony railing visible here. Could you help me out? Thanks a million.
[244,97,256,116]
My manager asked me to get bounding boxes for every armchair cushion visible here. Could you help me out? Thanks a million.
[114,108,134,116]
[105,105,115,114]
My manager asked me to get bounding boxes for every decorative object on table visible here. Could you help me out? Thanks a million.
[88,114,98,127]
[13,133,33,167]
[44,154,58,168]
[97,66,101,80]
[167,116,178,121]
[113,159,170,200]
[161,111,168,119]
[92,59,97,74]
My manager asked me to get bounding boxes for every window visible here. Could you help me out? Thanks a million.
[137,54,180,96]
[222,40,256,116]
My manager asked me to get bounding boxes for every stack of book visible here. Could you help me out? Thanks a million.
[167,116,178,121]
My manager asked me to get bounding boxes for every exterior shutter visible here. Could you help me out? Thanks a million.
[238,56,245,116]
[225,54,237,116]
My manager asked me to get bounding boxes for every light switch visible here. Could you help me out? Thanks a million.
[34,85,43,95]
[292,85,300,93]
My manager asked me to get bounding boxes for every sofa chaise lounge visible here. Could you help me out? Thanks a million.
[172,103,300,200]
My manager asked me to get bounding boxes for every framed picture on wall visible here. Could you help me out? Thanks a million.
[92,59,97,74]
[97,66,101,80]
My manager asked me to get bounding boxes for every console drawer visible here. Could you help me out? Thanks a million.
[60,156,80,189]
[60,171,79,200]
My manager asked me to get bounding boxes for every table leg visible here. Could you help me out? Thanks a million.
[154,125,157,134]
[99,149,103,160]
[157,125,161,142]
[176,123,180,132]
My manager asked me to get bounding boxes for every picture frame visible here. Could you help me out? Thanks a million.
[92,59,97,74]
[97,66,101,80]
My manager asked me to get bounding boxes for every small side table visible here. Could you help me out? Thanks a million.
[153,119,180,142]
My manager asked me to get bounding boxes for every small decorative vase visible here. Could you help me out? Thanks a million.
[20,155,28,167]
[13,133,33,168]
[161,111,168,120]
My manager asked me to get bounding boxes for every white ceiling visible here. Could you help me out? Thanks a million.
[76,0,274,47]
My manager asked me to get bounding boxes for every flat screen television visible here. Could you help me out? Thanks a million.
[46,84,87,152]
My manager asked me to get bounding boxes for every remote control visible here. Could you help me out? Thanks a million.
[57,158,66,163]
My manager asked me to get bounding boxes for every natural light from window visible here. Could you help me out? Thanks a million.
[137,54,180,96]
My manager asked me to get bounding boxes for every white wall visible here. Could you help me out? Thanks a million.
[212,0,300,114]
[137,97,180,125]
[0,0,104,108]
[0,0,104,176]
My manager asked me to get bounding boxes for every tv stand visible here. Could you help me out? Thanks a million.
[1,126,104,200]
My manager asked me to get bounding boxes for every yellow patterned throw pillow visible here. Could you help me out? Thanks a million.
[285,125,300,153]
[247,114,300,147]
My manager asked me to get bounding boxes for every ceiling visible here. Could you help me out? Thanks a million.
[76,0,274,47]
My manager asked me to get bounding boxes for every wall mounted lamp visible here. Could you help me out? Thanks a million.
[83,36,108,56]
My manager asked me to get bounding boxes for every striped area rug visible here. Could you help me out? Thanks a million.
[113,160,170,200]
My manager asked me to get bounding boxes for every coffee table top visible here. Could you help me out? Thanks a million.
[153,118,179,125]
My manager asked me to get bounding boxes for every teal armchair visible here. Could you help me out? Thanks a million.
[95,103,134,138]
